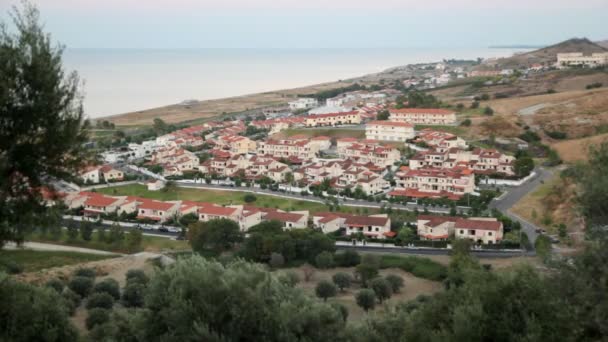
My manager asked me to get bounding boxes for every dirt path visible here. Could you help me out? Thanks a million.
[4,242,120,256]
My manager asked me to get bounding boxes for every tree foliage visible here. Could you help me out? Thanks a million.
[355,289,376,312]
[577,142,608,228]
[332,272,353,292]
[315,280,337,302]
[0,2,89,246]
[188,218,243,253]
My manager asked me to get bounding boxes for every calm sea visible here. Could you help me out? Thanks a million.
[63,48,526,119]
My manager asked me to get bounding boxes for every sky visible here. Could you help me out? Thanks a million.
[0,0,607,49]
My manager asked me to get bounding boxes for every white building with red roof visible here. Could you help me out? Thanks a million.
[137,200,180,222]
[390,166,475,200]
[414,129,468,149]
[416,215,503,244]
[257,136,320,161]
[313,212,393,238]
[365,121,415,142]
[303,111,361,127]
[337,139,401,168]
[409,147,515,176]
[389,108,456,125]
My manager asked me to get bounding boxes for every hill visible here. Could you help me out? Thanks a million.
[597,40,608,49]
[477,38,607,69]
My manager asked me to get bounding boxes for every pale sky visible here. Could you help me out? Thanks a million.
[1,0,606,48]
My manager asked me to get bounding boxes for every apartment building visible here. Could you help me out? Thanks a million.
[150,147,200,176]
[137,200,180,222]
[409,147,515,176]
[288,97,318,110]
[214,135,257,155]
[257,137,320,161]
[389,108,456,125]
[303,111,361,127]
[414,129,468,149]
[337,139,401,168]
[365,121,415,142]
[416,215,503,244]
[391,166,475,199]
[557,52,608,68]
[335,165,390,195]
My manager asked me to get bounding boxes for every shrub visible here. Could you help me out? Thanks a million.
[331,302,349,322]
[1,260,23,274]
[278,271,300,287]
[332,272,353,292]
[86,308,110,330]
[243,194,257,203]
[62,288,82,315]
[586,82,602,90]
[73,267,97,279]
[94,278,120,300]
[470,101,480,109]
[69,276,94,297]
[385,274,405,293]
[122,282,146,307]
[269,252,285,268]
[480,93,490,101]
[315,280,337,302]
[315,251,334,269]
[86,292,115,310]
[545,130,567,140]
[484,106,494,116]
[356,289,376,312]
[379,255,447,281]
[460,119,472,127]
[334,250,360,267]
[45,278,64,293]
[370,278,393,303]
[126,269,149,286]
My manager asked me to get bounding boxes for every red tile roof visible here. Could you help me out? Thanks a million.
[390,108,455,116]
[455,219,502,231]
[85,195,120,207]
[198,205,238,216]
[345,215,389,227]
[264,211,305,223]
[139,200,176,211]
[367,121,414,127]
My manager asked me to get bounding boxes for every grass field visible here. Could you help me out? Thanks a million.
[551,132,608,163]
[28,230,190,254]
[0,250,115,273]
[279,128,366,139]
[97,184,373,214]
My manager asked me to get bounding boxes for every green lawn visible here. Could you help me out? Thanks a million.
[281,128,365,139]
[0,249,115,273]
[28,229,190,254]
[97,184,369,214]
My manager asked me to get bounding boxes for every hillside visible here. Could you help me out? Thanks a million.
[597,40,608,49]
[476,38,607,69]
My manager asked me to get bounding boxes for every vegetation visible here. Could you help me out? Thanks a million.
[0,250,112,273]
[576,142,608,229]
[188,218,243,253]
[86,308,110,331]
[355,289,376,312]
[68,276,94,298]
[0,3,89,246]
[315,280,338,302]
[93,278,121,300]
[332,272,353,292]
[86,292,115,310]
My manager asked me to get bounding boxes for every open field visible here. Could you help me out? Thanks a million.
[551,132,608,162]
[27,230,190,254]
[0,249,115,273]
[290,266,442,322]
[97,184,375,214]
[105,80,367,127]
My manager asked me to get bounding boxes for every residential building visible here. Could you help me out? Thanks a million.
[409,147,515,176]
[214,135,257,155]
[414,129,468,149]
[303,111,361,127]
[365,121,415,141]
[416,215,503,244]
[100,165,124,182]
[137,200,180,222]
[313,212,394,239]
[257,137,320,161]
[389,108,457,125]
[337,139,401,167]
[288,98,319,110]
[390,166,475,199]
[557,52,608,68]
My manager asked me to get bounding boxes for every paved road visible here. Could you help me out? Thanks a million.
[490,167,555,243]
[4,241,121,255]
[336,244,529,258]
[176,182,469,214]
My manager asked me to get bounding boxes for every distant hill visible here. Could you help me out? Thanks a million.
[597,40,608,49]
[477,38,608,69]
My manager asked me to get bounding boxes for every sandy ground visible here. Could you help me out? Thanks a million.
[551,132,608,162]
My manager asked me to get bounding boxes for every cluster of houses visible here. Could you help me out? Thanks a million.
[79,165,124,185]
[556,52,608,68]
[60,190,504,244]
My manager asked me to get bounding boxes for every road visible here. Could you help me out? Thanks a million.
[335,244,528,258]
[176,182,470,214]
[490,167,555,243]
[4,241,121,255]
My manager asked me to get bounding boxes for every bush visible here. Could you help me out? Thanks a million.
[470,101,480,109]
[545,130,567,140]
[69,276,94,297]
[334,250,361,267]
[86,308,110,330]
[370,278,393,303]
[122,282,146,307]
[94,278,120,300]
[45,278,64,293]
[356,289,376,312]
[126,269,149,286]
[86,292,115,310]
[484,106,494,116]
[460,119,472,127]
[73,267,97,279]
[586,82,602,90]
[1,260,23,274]
[62,288,82,315]
[243,194,257,203]
[315,251,335,269]
[379,255,447,281]
[385,274,405,293]
[315,280,337,302]
[269,252,285,268]
[332,272,353,292]
[278,271,300,287]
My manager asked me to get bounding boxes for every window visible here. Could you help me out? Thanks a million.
[459,230,464,234]
[488,232,492,236]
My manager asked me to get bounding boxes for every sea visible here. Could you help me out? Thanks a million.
[63,47,528,119]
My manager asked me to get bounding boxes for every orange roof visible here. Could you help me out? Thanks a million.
[367,120,413,127]
[390,108,454,115]
[198,206,238,216]
[455,219,502,231]
[139,200,176,211]
[264,211,304,223]
[85,195,120,207]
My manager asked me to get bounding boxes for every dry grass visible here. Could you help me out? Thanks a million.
[551,132,608,162]
[291,266,442,322]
